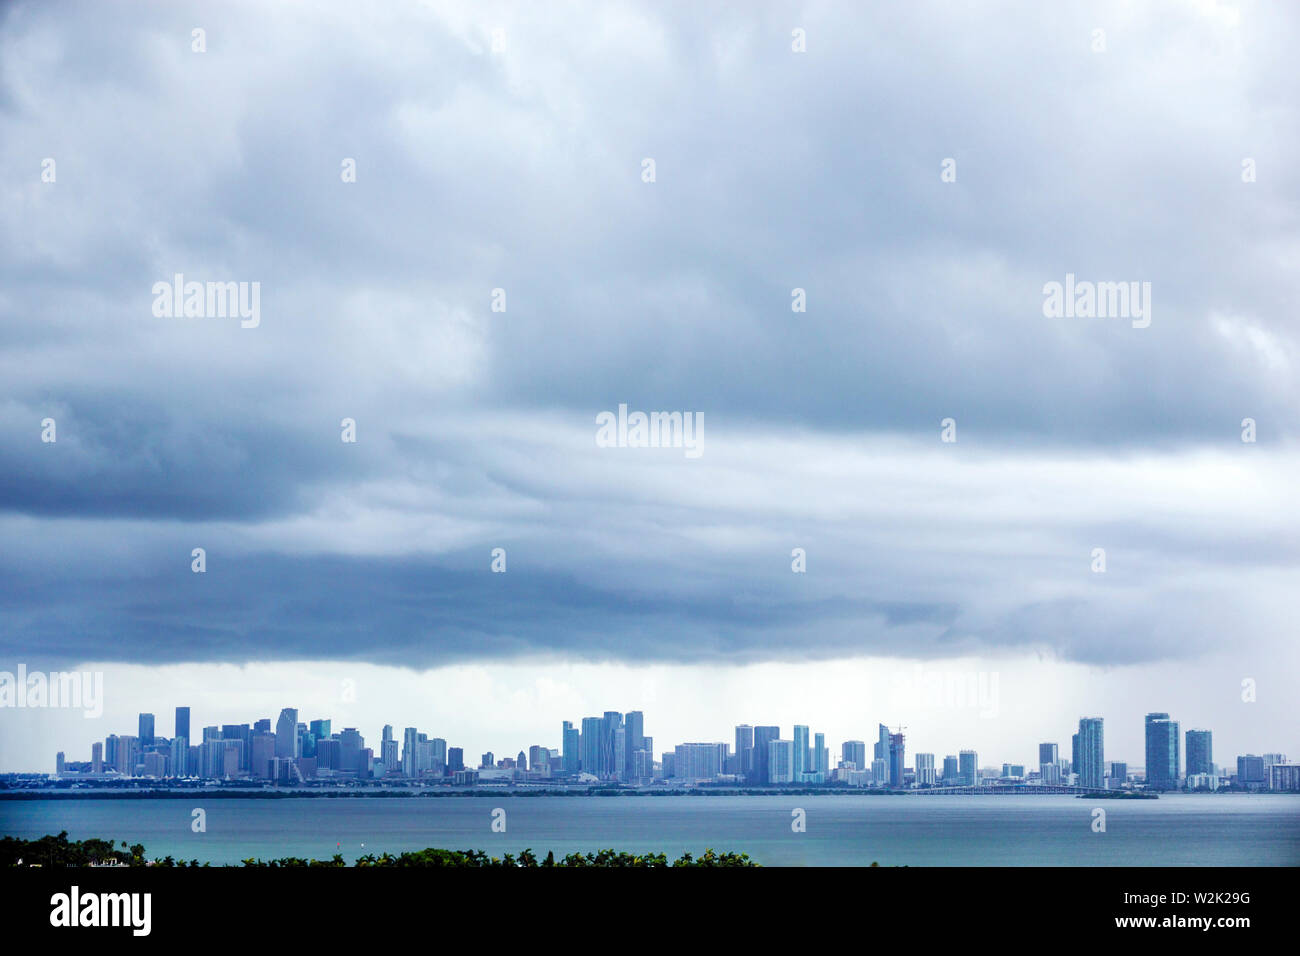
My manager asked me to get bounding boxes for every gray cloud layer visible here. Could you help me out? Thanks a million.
[1,0,1297,670]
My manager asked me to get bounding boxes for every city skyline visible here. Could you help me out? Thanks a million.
[28,692,1292,790]
[3,656,1293,776]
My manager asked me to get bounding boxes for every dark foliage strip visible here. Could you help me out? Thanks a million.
[1,832,760,868]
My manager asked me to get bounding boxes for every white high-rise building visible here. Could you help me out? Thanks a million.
[914,752,936,786]
[768,739,795,783]
[871,758,889,786]
[673,742,726,781]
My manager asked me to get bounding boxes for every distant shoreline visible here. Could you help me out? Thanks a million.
[2,787,906,800]
[0,787,1275,801]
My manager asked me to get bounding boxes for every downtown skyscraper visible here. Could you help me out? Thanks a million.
[767,738,794,783]
[735,725,754,779]
[624,711,645,776]
[751,725,780,784]
[1077,717,1105,789]
[792,725,809,777]
[842,740,867,771]
[1145,712,1181,790]
[1186,728,1213,777]
[874,724,892,786]
[275,708,299,759]
[914,752,936,786]
[889,731,905,787]
[579,716,603,775]
[562,721,580,773]
[958,749,979,787]
[1039,742,1061,785]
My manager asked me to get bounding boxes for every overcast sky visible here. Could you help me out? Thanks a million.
[2,0,1297,773]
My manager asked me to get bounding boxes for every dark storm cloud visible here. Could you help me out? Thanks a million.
[0,548,963,669]
[0,394,379,520]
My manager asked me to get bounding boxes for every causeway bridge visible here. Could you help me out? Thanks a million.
[912,784,1112,795]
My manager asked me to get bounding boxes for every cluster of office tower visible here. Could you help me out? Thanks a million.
[1058,714,1293,792]
[48,706,1296,792]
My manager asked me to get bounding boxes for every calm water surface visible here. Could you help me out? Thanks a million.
[2,793,1297,866]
